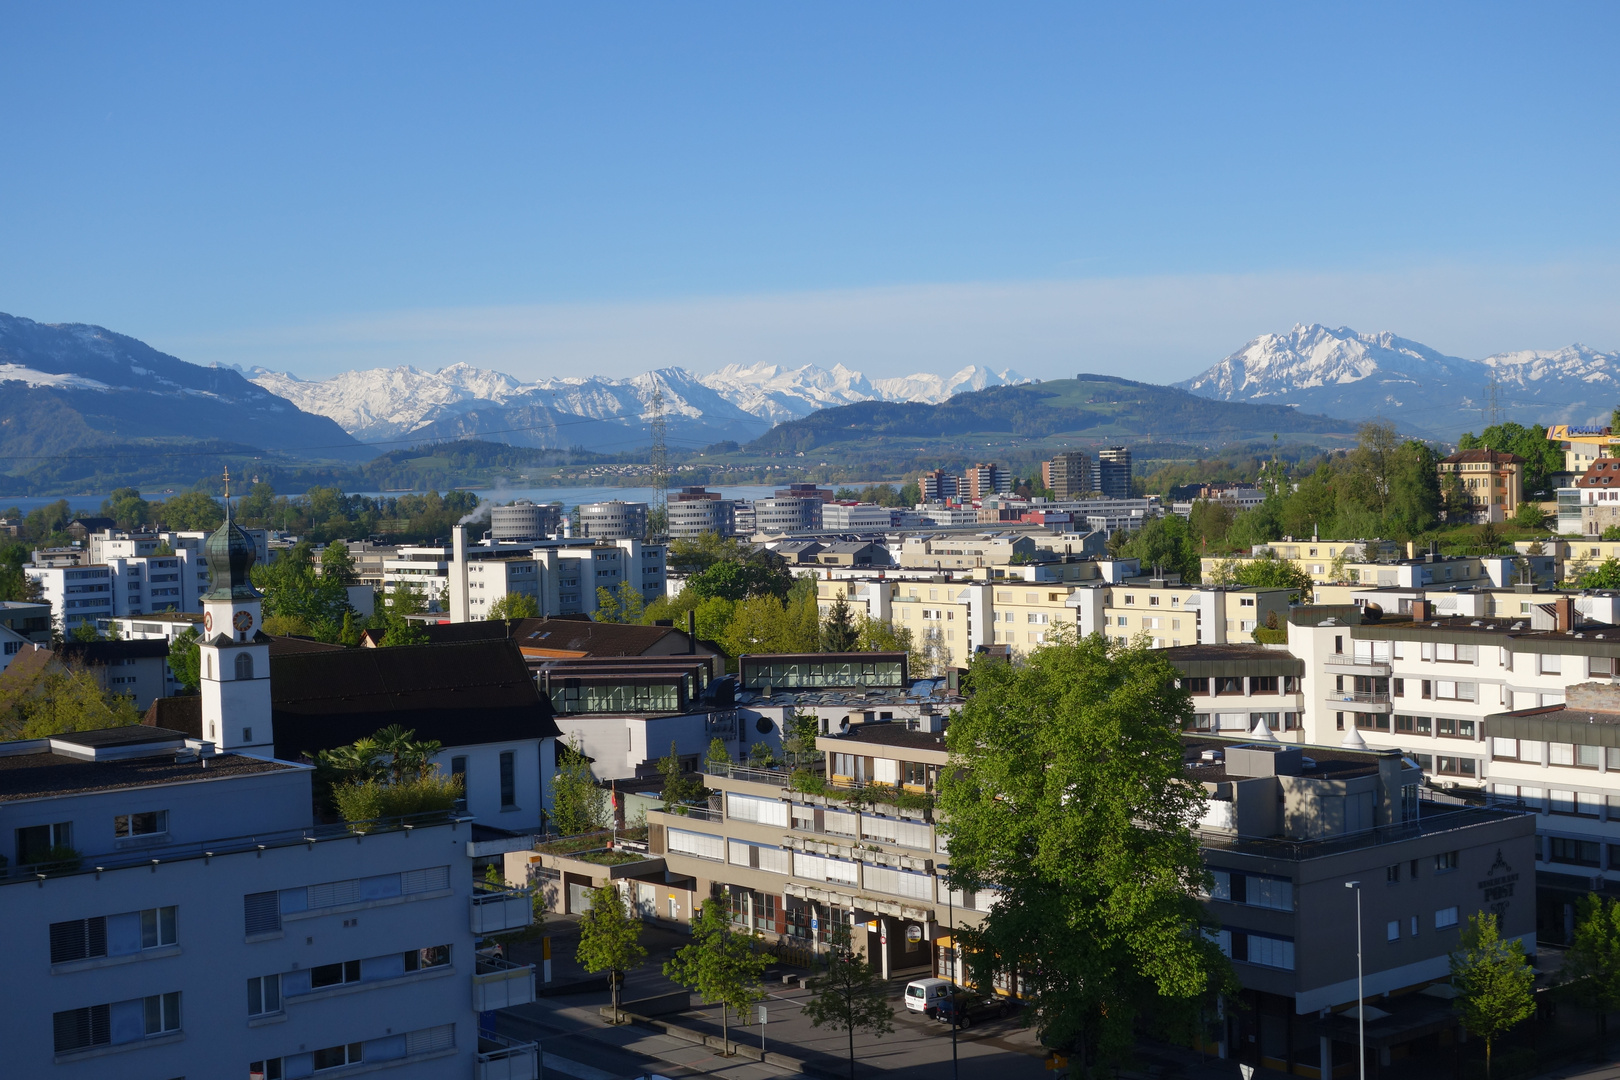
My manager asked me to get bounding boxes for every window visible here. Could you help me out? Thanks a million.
[310,960,362,989]
[1251,676,1278,694]
[404,944,452,971]
[1215,676,1242,695]
[1436,756,1476,778]
[1434,907,1460,930]
[1393,678,1404,697]
[16,821,72,864]
[145,991,181,1035]
[244,891,281,936]
[1241,932,1296,970]
[1181,677,1209,694]
[1386,863,1401,884]
[1434,851,1459,873]
[53,1004,110,1053]
[114,810,168,838]
[1539,653,1563,675]
[235,653,254,680]
[50,906,175,963]
[1387,920,1400,942]
[248,974,281,1016]
[251,1060,285,1080]
[1551,837,1603,867]
[1550,742,1575,765]
[312,1043,364,1071]
[499,751,516,809]
[450,756,467,810]
[142,905,178,947]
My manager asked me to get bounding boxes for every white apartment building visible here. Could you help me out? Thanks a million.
[27,565,113,634]
[382,546,453,610]
[442,527,668,622]
[0,504,538,1077]
[820,503,894,531]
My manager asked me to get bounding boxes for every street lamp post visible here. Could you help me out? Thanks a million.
[1345,881,1364,1080]
[948,891,958,1080]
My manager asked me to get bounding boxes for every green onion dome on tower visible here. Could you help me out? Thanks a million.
[202,502,261,601]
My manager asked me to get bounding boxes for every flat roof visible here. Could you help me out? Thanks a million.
[820,722,948,753]
[1164,644,1304,677]
[0,749,296,802]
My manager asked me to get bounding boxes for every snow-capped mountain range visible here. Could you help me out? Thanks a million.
[1177,324,1620,437]
[247,362,1029,450]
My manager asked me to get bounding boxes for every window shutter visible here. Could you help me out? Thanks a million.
[244,891,281,936]
[403,865,451,895]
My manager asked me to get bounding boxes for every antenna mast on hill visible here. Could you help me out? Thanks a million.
[648,382,669,535]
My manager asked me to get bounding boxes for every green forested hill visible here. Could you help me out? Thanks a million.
[747,374,1358,457]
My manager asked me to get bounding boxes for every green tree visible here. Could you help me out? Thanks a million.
[1451,911,1535,1080]
[1383,439,1441,537]
[782,709,821,767]
[595,579,645,624]
[1229,553,1315,599]
[821,595,860,652]
[663,900,770,1054]
[801,925,896,1080]
[156,490,225,531]
[167,627,201,693]
[706,736,732,770]
[1563,894,1620,1045]
[487,592,540,622]
[1187,499,1236,550]
[1513,502,1549,531]
[552,735,609,835]
[102,487,151,530]
[1344,420,1400,516]
[939,632,1231,1067]
[0,663,142,739]
[377,581,429,646]
[575,884,646,1023]
[1578,557,1620,590]
[320,540,359,585]
[254,539,356,642]
[1121,515,1199,582]
[722,595,787,656]
[1603,525,1620,542]
[658,741,703,812]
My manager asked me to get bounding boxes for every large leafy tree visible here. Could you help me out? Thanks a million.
[1121,515,1199,582]
[1578,557,1620,591]
[167,627,201,692]
[1563,894,1620,1044]
[487,591,540,622]
[663,900,770,1054]
[1451,912,1535,1080]
[939,632,1230,1068]
[253,539,356,641]
[551,735,609,836]
[575,884,647,1023]
[800,925,895,1080]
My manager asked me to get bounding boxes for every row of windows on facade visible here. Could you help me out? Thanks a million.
[245,1024,454,1078]
[16,810,168,864]
[1180,676,1301,695]
[243,865,452,936]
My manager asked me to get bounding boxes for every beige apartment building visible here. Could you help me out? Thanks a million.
[1437,448,1526,523]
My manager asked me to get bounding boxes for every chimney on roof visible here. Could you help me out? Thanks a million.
[1555,596,1576,633]
[1411,599,1428,623]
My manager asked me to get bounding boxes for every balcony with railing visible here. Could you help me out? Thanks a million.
[471,883,534,935]
[1325,653,1391,677]
[476,1032,539,1080]
[1200,800,1530,862]
[473,953,536,1011]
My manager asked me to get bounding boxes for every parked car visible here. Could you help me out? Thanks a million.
[934,991,1015,1029]
[905,977,954,1017]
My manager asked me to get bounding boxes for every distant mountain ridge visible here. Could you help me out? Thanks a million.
[1177,323,1620,437]
[247,361,1029,449]
[0,313,367,471]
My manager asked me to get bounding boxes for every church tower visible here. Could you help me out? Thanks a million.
[199,470,273,755]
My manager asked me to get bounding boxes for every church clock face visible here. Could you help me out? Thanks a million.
[203,611,213,633]
[233,610,254,633]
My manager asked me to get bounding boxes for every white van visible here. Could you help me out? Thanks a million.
[904,977,953,1015]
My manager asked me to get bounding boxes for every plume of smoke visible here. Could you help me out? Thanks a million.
[458,498,495,526]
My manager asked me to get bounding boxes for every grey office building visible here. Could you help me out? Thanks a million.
[578,501,649,541]
[1098,446,1132,499]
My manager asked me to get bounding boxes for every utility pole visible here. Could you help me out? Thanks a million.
[647,382,669,535]
[948,892,958,1080]
[1346,880,1364,1080]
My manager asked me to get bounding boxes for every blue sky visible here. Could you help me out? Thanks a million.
[3,3,1618,382]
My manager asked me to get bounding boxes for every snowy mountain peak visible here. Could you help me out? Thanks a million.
[248,359,1033,443]
[1177,324,1618,437]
